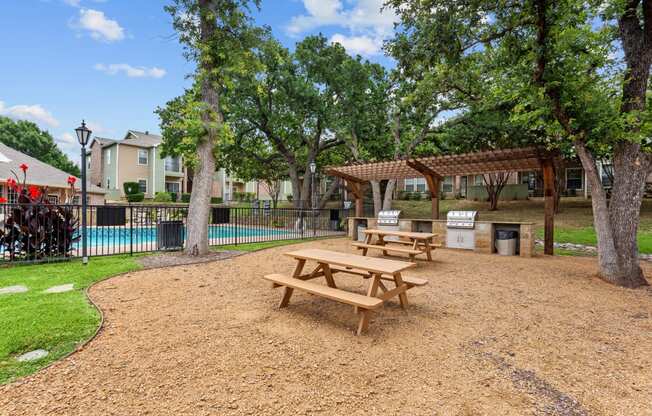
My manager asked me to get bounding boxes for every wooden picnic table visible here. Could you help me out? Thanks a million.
[352,229,439,261]
[263,248,427,335]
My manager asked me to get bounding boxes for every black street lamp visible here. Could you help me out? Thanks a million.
[309,161,317,236]
[75,120,92,265]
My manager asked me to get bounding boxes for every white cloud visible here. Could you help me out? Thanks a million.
[56,133,81,164]
[330,34,382,56]
[287,0,396,37]
[0,101,59,128]
[75,9,124,42]
[63,0,81,7]
[94,63,166,79]
[287,0,397,56]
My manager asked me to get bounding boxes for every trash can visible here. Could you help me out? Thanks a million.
[495,230,518,256]
[357,225,367,242]
[157,220,184,250]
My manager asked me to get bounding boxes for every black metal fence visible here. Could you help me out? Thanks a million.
[0,203,351,265]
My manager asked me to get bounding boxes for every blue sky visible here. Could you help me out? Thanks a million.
[0,0,397,163]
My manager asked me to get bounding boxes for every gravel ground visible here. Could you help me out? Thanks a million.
[1,238,651,416]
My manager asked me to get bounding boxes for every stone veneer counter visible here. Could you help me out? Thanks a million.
[347,217,536,257]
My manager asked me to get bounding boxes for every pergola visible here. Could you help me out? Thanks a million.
[326,147,559,255]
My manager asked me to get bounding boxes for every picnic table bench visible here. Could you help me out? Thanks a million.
[264,249,422,335]
[352,229,439,261]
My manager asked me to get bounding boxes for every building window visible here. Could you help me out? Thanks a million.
[405,178,426,192]
[138,179,147,193]
[165,156,181,172]
[8,187,18,203]
[73,195,80,205]
[87,156,91,170]
[566,168,583,190]
[474,175,484,186]
[165,182,180,194]
[138,149,149,165]
[48,195,59,204]
[106,178,111,189]
[105,148,111,165]
[442,176,453,193]
[601,163,613,187]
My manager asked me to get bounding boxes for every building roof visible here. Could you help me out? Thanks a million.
[123,130,162,148]
[0,143,105,194]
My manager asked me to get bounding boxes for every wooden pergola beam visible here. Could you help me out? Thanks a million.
[406,159,443,180]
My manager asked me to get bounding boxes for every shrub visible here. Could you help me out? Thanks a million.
[210,197,223,204]
[169,192,178,202]
[286,195,293,202]
[0,167,79,261]
[398,191,410,200]
[408,192,421,200]
[126,193,145,203]
[123,182,140,195]
[245,192,256,202]
[153,192,172,203]
[181,193,191,203]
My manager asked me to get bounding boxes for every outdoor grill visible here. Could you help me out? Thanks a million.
[377,210,402,241]
[446,211,478,250]
[446,211,478,229]
[377,210,401,226]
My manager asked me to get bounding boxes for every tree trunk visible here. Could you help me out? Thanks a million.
[288,166,302,209]
[185,0,219,256]
[371,181,382,215]
[607,142,649,287]
[382,179,396,210]
[575,141,648,287]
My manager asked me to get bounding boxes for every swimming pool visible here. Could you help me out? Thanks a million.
[81,225,289,247]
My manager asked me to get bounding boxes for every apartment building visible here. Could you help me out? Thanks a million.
[89,129,293,203]
[398,160,625,200]
[88,130,187,201]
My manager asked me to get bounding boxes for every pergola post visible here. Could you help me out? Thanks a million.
[425,175,440,220]
[406,160,442,220]
[543,159,555,255]
[344,180,364,217]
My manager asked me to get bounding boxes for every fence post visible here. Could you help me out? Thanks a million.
[129,205,133,256]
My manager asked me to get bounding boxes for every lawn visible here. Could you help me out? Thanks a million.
[0,256,143,385]
[394,197,652,254]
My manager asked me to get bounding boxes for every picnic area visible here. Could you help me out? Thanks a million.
[2,238,651,415]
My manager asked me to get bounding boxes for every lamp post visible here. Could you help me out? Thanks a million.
[75,120,92,265]
[309,161,316,237]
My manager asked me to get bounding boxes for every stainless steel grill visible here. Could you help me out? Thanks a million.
[446,211,478,229]
[446,211,478,250]
[377,210,401,226]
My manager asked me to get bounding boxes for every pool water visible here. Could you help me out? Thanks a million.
[83,225,288,247]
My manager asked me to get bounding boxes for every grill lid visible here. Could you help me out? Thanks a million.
[446,210,478,229]
[377,210,401,225]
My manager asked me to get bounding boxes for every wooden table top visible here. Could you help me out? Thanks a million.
[363,229,436,239]
[285,249,415,274]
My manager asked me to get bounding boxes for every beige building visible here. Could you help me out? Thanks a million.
[89,129,293,203]
[0,143,105,205]
[88,130,188,201]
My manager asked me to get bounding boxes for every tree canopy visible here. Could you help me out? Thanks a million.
[0,116,80,176]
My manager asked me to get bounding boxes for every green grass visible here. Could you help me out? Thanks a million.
[394,198,652,254]
[214,237,332,252]
[0,256,143,385]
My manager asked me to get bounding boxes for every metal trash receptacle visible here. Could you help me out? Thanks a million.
[495,230,518,256]
[357,225,367,242]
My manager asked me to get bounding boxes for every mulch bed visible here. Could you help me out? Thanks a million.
[137,250,243,269]
[1,238,651,415]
